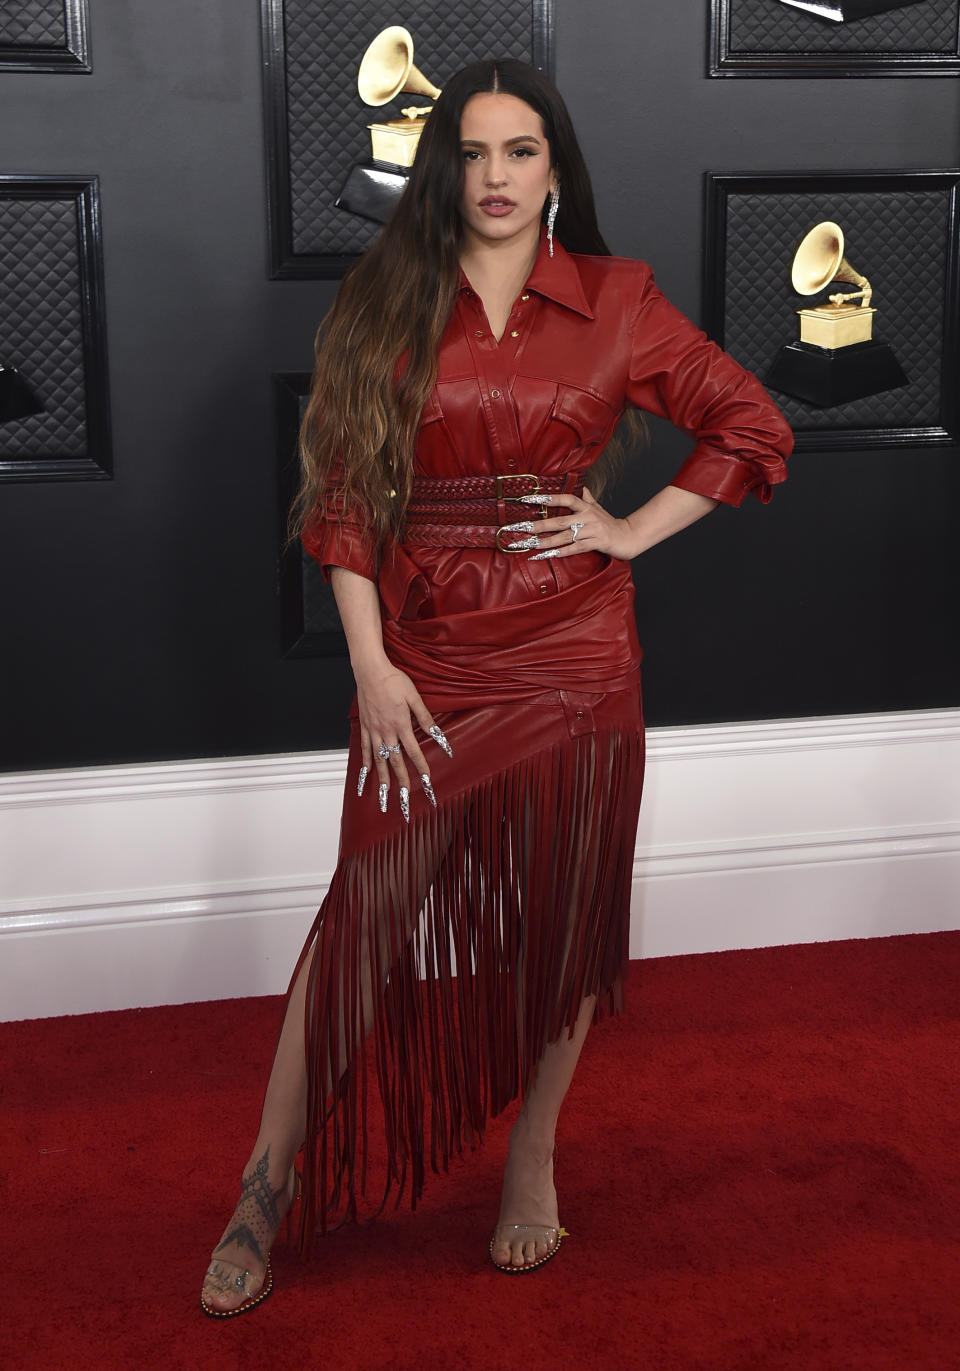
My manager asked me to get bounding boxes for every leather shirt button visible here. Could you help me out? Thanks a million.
[521,293,530,301]
[538,584,549,595]
[474,329,484,338]
[510,330,520,338]
[506,458,516,468]
[575,709,585,720]
[490,388,501,398]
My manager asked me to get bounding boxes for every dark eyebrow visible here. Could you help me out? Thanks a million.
[460,135,542,148]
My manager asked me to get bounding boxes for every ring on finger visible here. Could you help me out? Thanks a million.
[570,521,584,542]
[377,741,401,760]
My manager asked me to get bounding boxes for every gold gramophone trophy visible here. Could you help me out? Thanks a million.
[766,221,908,407]
[776,1,926,20]
[335,26,441,224]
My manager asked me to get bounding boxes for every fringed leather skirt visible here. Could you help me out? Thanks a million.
[289,683,644,1243]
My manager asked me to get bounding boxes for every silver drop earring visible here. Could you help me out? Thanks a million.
[547,184,560,258]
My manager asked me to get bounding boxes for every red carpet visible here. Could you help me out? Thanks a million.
[7,931,960,1371]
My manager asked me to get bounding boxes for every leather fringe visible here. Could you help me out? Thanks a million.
[293,723,644,1245]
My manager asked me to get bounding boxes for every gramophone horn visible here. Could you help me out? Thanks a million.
[791,220,872,308]
[357,25,441,106]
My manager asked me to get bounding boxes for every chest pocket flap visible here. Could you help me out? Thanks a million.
[551,385,620,449]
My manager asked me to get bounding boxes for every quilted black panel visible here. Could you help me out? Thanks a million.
[718,185,953,432]
[728,0,958,55]
[0,0,66,46]
[0,197,88,460]
[279,0,538,259]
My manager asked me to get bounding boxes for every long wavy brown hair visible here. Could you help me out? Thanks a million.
[290,58,642,552]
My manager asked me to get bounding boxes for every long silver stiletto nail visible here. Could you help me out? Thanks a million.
[399,786,410,823]
[357,765,369,798]
[518,493,552,504]
[379,782,388,813]
[529,548,562,561]
[420,773,437,808]
[428,725,453,758]
[500,520,535,534]
[508,535,540,550]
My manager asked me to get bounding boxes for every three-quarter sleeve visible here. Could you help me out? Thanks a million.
[626,269,793,506]
[301,472,379,584]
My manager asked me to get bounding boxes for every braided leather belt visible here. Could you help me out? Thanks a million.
[402,471,583,551]
[410,473,575,501]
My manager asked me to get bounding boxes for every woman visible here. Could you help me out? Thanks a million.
[201,58,791,1315]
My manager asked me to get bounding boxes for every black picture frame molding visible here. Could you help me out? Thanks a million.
[261,0,555,280]
[0,0,91,74]
[703,170,960,452]
[0,175,112,483]
[709,0,960,77]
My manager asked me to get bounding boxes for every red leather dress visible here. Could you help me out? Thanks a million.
[293,230,792,1238]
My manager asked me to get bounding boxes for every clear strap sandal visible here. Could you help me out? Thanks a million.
[489,1223,569,1273]
[200,1158,301,1318]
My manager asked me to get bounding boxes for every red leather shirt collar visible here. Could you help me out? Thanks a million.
[458,227,595,320]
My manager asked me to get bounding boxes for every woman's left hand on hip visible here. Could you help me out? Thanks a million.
[512,488,638,562]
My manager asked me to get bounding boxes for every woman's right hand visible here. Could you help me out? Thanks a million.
[354,660,452,821]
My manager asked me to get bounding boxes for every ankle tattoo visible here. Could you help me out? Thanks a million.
[213,1147,282,1267]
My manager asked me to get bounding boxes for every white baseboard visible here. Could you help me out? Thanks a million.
[2,709,958,1021]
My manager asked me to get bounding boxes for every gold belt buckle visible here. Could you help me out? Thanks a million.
[496,470,547,517]
[495,472,541,502]
[495,473,547,551]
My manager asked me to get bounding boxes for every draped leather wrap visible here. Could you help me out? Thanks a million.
[375,536,642,711]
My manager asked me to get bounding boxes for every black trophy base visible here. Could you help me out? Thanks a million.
[766,339,909,408]
[335,160,410,225]
[0,365,44,423]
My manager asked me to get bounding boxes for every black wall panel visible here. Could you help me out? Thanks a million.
[0,0,957,772]
[0,175,112,480]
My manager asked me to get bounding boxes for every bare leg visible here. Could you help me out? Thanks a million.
[201,930,381,1312]
[200,949,314,1312]
[491,993,597,1269]
[201,803,462,1311]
